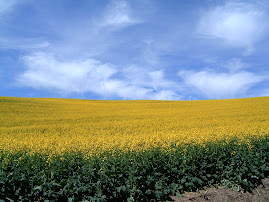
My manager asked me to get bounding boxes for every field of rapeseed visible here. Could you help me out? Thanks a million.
[1,96,269,201]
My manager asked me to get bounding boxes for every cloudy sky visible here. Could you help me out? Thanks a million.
[1,0,269,100]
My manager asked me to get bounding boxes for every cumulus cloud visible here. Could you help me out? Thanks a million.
[178,70,265,99]
[151,90,181,100]
[18,52,117,94]
[122,66,178,92]
[102,68,181,100]
[102,80,151,99]
[18,52,180,100]
[104,82,180,100]
[198,1,268,55]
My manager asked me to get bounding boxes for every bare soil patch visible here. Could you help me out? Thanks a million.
[171,178,269,202]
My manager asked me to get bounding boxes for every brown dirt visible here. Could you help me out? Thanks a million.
[170,178,269,202]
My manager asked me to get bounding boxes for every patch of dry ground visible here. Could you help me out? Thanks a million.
[171,178,269,202]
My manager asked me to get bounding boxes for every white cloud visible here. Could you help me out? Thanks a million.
[117,67,181,100]
[105,67,181,100]
[151,90,181,100]
[223,58,248,72]
[142,40,159,66]
[178,69,265,99]
[198,1,268,55]
[33,1,141,59]
[99,0,139,29]
[149,70,164,90]
[103,80,153,99]
[123,66,178,92]
[18,52,118,94]
[18,52,181,100]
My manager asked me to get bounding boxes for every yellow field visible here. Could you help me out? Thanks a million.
[0,96,269,154]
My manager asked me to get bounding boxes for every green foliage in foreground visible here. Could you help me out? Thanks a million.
[1,137,269,201]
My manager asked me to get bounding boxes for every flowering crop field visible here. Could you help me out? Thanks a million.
[1,96,269,201]
[1,96,269,154]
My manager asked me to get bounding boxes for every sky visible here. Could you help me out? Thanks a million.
[0,0,269,100]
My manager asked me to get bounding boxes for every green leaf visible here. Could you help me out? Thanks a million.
[6,198,14,202]
[242,179,248,186]
[33,185,43,191]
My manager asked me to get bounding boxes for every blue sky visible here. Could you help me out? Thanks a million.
[0,0,269,100]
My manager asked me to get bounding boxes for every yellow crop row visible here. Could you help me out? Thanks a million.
[0,97,269,154]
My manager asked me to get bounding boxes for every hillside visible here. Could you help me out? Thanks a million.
[1,96,269,201]
[0,96,269,153]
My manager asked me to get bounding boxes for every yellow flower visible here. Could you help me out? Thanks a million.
[0,96,268,155]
